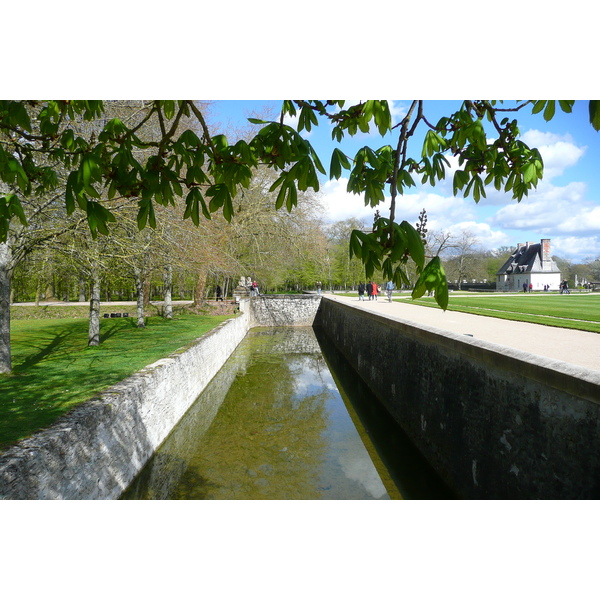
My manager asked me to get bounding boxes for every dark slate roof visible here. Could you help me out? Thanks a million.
[496,243,561,275]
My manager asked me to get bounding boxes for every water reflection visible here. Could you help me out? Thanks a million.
[315,328,457,500]
[123,328,393,500]
[122,327,454,500]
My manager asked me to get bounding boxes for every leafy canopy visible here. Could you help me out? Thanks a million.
[1,99,598,309]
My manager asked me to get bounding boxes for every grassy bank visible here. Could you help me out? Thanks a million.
[398,293,600,333]
[0,309,235,452]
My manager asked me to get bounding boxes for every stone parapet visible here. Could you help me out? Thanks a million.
[0,303,252,499]
[249,294,322,327]
[315,297,600,499]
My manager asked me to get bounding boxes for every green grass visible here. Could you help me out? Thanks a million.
[398,293,600,333]
[0,312,234,452]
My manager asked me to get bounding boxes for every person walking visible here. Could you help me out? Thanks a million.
[385,280,395,302]
[358,282,365,301]
[366,281,373,300]
[372,282,378,301]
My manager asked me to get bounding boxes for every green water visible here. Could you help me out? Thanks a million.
[122,327,454,500]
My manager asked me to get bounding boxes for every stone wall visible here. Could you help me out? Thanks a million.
[4,292,598,500]
[249,294,322,327]
[0,303,252,499]
[315,297,600,499]
[0,296,322,500]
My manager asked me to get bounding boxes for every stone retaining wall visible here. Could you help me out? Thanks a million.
[249,294,322,327]
[315,297,600,499]
[0,296,323,500]
[0,302,252,499]
[4,293,598,500]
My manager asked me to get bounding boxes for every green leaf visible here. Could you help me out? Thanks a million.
[543,100,556,121]
[223,191,234,222]
[522,162,537,184]
[5,194,27,226]
[531,100,546,115]
[137,200,149,230]
[400,221,425,269]
[211,134,229,152]
[184,188,210,225]
[349,229,362,259]
[285,182,298,211]
[206,184,232,218]
[453,170,469,195]
[147,199,156,229]
[412,256,448,310]
[330,148,350,180]
[178,129,201,148]
[9,101,32,131]
[87,201,115,237]
[589,100,600,131]
[163,100,175,120]
[558,100,574,113]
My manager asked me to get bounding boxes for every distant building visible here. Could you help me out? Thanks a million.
[496,239,562,291]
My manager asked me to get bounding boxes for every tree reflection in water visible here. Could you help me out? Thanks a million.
[122,328,393,500]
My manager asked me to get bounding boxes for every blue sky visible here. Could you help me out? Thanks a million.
[209,100,600,263]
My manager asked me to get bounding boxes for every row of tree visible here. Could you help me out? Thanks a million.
[2,100,599,373]
[13,199,599,311]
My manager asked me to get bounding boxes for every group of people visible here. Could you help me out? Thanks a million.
[357,281,395,302]
[237,276,260,297]
[521,281,571,294]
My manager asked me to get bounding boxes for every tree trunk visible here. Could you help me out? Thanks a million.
[78,277,86,302]
[223,277,229,300]
[45,282,55,301]
[88,268,101,346]
[134,266,145,328]
[0,244,13,373]
[163,264,173,319]
[143,277,151,308]
[193,265,208,307]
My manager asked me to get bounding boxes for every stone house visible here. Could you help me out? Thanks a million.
[496,239,562,291]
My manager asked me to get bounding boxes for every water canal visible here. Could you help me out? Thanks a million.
[121,327,454,500]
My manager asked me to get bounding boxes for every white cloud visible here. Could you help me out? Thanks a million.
[550,236,600,261]
[317,121,597,262]
[520,129,586,180]
[319,179,478,227]
[320,178,388,223]
[489,182,595,235]
[444,221,511,250]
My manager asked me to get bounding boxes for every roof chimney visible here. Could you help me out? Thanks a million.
[541,239,551,266]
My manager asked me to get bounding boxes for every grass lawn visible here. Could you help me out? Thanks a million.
[0,311,234,452]
[398,293,600,333]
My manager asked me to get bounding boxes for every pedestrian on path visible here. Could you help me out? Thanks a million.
[372,282,378,301]
[385,280,395,302]
[358,282,365,301]
[366,281,373,300]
